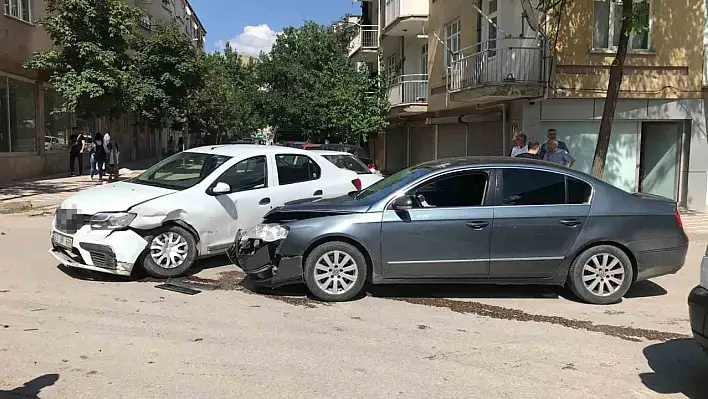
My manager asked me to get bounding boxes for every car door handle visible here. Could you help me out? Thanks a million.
[259,197,270,205]
[465,221,489,230]
[560,219,581,227]
[313,190,323,196]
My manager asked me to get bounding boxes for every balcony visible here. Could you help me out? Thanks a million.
[349,25,379,58]
[449,39,547,103]
[383,0,429,36]
[388,74,428,112]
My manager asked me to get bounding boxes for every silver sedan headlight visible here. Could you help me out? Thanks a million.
[240,223,289,243]
[89,212,137,230]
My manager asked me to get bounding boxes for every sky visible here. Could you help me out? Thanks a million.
[188,0,360,56]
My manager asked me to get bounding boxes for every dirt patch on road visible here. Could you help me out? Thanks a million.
[392,297,689,343]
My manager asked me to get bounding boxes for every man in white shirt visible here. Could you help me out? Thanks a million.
[509,133,528,157]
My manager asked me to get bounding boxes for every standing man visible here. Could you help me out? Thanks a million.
[515,140,541,159]
[509,133,528,157]
[543,139,575,167]
[540,129,569,159]
[69,128,86,176]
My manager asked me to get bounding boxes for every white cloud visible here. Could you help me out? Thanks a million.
[214,24,280,58]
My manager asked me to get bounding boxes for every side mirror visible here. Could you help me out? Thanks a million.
[392,195,413,211]
[209,182,232,196]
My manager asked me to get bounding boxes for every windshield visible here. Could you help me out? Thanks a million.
[323,154,371,174]
[132,152,231,190]
[354,166,432,202]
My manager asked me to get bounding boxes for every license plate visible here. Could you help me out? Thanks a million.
[52,232,73,249]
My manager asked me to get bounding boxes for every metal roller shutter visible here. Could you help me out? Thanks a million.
[409,126,435,166]
[437,124,467,159]
[467,120,504,156]
[385,125,406,172]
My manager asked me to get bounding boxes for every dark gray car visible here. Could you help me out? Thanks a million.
[228,157,688,304]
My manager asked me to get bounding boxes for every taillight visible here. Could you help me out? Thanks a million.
[367,163,374,169]
[352,178,362,191]
[674,210,683,229]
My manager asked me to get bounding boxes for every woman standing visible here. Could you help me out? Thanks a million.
[90,133,107,181]
[104,132,120,181]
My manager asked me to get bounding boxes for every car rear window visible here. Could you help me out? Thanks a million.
[323,154,371,174]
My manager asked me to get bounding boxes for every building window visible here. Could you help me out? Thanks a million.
[386,54,398,82]
[43,88,71,152]
[0,75,38,153]
[421,44,428,75]
[444,19,461,72]
[593,0,650,50]
[5,0,31,22]
[186,19,191,35]
[486,0,498,55]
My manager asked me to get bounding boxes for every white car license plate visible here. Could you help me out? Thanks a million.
[52,232,73,249]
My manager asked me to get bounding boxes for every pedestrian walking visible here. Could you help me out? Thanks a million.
[104,133,120,181]
[509,133,528,157]
[90,133,107,181]
[542,139,575,167]
[515,140,541,160]
[540,129,569,159]
[69,129,86,176]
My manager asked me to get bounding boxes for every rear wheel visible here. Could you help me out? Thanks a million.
[303,241,367,302]
[141,225,197,278]
[567,245,633,305]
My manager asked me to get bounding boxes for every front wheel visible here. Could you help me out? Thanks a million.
[567,245,633,305]
[303,241,367,302]
[141,225,197,278]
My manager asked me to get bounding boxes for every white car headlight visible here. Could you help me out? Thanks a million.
[240,223,289,243]
[89,212,137,230]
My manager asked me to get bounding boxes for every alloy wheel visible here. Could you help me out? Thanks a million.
[150,232,189,269]
[314,250,359,295]
[581,253,625,297]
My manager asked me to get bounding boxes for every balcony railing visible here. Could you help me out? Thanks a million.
[349,25,379,56]
[389,74,428,106]
[385,0,401,26]
[449,39,545,92]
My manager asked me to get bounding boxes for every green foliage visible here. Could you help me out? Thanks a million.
[257,21,389,144]
[131,23,203,130]
[24,0,142,120]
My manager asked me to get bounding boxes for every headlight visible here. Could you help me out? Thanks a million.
[89,212,136,230]
[240,223,289,243]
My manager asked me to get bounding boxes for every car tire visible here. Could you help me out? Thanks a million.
[141,225,197,278]
[303,241,367,302]
[567,245,634,305]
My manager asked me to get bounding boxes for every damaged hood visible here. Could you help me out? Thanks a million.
[266,195,370,221]
[59,181,176,214]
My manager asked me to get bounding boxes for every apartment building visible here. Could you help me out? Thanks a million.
[0,0,206,183]
[352,0,708,211]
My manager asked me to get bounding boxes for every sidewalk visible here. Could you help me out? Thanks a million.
[0,158,158,212]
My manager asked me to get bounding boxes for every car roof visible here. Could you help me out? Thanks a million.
[185,144,327,157]
[309,150,352,156]
[418,156,599,180]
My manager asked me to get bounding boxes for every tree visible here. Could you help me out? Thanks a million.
[258,21,388,144]
[541,0,649,178]
[25,0,142,123]
[131,23,203,134]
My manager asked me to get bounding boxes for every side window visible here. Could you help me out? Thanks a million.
[502,169,565,206]
[410,172,488,208]
[567,176,592,204]
[216,156,267,192]
[275,154,322,185]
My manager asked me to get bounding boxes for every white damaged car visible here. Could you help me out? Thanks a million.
[50,145,368,278]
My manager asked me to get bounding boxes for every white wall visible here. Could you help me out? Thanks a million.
[402,37,427,76]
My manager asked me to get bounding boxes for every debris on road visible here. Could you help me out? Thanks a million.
[155,283,201,295]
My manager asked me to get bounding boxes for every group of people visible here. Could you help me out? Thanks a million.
[509,128,575,168]
[69,129,120,182]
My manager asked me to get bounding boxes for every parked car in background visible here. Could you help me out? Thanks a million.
[50,145,367,279]
[230,157,688,303]
[319,144,377,174]
[689,244,708,353]
[45,135,65,151]
[313,150,383,189]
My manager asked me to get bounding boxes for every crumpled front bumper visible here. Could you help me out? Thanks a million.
[227,230,303,288]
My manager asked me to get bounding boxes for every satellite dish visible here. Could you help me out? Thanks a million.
[521,0,538,32]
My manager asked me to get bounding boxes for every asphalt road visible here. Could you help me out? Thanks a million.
[1,214,707,398]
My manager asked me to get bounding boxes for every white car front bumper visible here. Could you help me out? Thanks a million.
[49,218,148,276]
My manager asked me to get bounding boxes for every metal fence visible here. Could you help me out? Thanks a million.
[389,74,429,106]
[449,39,545,91]
[349,25,379,55]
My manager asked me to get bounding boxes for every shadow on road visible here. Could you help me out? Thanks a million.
[0,373,59,398]
[640,338,708,398]
[625,280,668,299]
